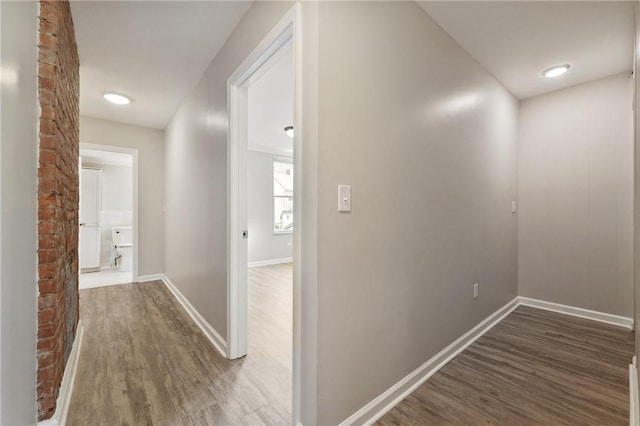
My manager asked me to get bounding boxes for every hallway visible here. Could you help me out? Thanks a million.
[1,1,639,424]
[67,264,292,425]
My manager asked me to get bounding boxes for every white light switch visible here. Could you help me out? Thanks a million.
[338,185,351,212]
[511,200,517,214]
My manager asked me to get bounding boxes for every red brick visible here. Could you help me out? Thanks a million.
[39,3,58,23]
[38,77,55,91]
[38,279,57,294]
[38,221,59,235]
[41,105,55,121]
[39,49,57,66]
[38,177,56,194]
[40,135,57,149]
[38,263,57,279]
[37,352,54,368]
[38,293,58,311]
[38,248,57,263]
[39,88,55,106]
[38,309,56,324]
[38,62,56,79]
[37,337,56,351]
[39,33,56,50]
[38,236,57,250]
[38,165,57,179]
[39,18,57,36]
[38,325,55,340]
[39,149,57,165]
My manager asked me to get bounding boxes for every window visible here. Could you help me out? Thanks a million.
[273,159,293,233]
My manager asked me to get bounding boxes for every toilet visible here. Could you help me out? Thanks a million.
[111,226,133,272]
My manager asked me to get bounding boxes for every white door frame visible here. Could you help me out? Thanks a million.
[227,3,302,423]
[79,143,139,281]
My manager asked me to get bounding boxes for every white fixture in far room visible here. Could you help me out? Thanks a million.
[112,226,133,272]
[103,92,132,105]
[284,126,294,138]
[541,64,571,78]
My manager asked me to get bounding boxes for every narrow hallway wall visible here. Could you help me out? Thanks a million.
[0,1,38,423]
[315,2,519,423]
[518,73,634,317]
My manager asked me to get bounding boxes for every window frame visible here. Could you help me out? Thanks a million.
[272,156,293,235]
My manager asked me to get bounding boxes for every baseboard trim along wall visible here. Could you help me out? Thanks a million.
[631,356,639,426]
[339,296,634,425]
[137,274,164,283]
[248,257,293,268]
[160,274,228,358]
[37,321,84,426]
[518,297,634,329]
[339,297,520,426]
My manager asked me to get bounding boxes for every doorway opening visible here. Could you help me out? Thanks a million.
[227,5,302,424]
[247,38,294,418]
[78,143,139,289]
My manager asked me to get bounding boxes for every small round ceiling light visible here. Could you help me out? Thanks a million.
[103,92,132,105]
[541,64,571,78]
[284,126,294,138]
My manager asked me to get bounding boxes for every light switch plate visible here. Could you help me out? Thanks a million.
[338,185,351,212]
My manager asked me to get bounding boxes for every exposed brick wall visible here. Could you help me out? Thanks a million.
[36,0,80,420]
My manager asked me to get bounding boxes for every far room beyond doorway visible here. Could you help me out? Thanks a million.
[79,147,136,289]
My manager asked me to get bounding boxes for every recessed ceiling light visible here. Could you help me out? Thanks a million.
[103,92,131,105]
[541,64,570,78]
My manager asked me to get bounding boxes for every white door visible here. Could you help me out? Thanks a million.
[80,168,101,271]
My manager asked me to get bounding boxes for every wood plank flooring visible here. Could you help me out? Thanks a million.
[376,305,635,426]
[68,268,634,426]
[67,263,292,426]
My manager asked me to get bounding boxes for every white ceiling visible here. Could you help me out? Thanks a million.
[70,1,252,129]
[419,1,634,100]
[71,1,634,131]
[247,44,293,157]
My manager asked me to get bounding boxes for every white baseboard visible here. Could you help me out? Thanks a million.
[137,274,164,283]
[248,257,293,268]
[340,297,520,426]
[517,297,634,329]
[161,274,227,358]
[632,356,639,426]
[38,321,84,426]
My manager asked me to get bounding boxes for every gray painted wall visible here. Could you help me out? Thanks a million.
[80,116,165,276]
[518,73,634,317]
[315,2,519,424]
[247,151,293,264]
[0,1,38,423]
[164,1,294,343]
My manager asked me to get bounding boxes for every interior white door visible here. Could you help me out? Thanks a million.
[80,168,101,271]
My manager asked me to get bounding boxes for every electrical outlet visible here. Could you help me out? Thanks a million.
[474,283,479,300]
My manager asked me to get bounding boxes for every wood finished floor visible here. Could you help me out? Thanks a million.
[67,263,292,426]
[68,268,634,426]
[376,305,635,426]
